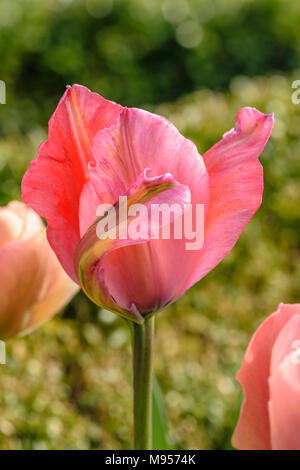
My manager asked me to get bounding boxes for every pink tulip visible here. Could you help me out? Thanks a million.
[232,303,300,450]
[0,201,79,339]
[22,84,273,322]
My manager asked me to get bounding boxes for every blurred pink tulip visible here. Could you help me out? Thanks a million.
[0,201,79,339]
[22,85,273,323]
[232,303,300,450]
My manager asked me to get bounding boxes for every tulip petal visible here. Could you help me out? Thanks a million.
[0,201,44,247]
[19,257,79,336]
[79,107,208,235]
[0,201,79,339]
[268,313,300,450]
[268,358,300,450]
[22,84,123,281]
[232,303,298,450]
[0,236,51,338]
[78,108,209,312]
[75,169,191,323]
[0,208,23,247]
[184,107,274,291]
[270,309,300,375]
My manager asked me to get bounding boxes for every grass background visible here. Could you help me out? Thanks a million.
[0,0,300,449]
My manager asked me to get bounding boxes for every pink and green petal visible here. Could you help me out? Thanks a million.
[22,84,123,281]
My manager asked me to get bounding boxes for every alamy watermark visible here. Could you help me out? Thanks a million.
[96,197,205,251]
[0,340,6,364]
[0,80,6,104]
[291,80,300,104]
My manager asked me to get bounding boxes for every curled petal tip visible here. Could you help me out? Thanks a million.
[234,107,274,134]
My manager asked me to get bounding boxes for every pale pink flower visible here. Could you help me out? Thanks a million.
[233,303,300,450]
[0,201,78,338]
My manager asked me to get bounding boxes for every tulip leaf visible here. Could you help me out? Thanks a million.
[152,376,169,450]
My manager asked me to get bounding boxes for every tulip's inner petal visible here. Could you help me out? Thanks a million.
[75,170,191,322]
[232,303,298,450]
[183,107,274,293]
[22,85,123,281]
[78,107,209,313]
[271,313,300,376]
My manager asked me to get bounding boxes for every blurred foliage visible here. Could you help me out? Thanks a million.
[0,0,300,451]
[1,0,300,133]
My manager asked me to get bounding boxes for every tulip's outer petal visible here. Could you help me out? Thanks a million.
[268,310,300,450]
[19,254,79,336]
[22,85,123,281]
[78,107,209,313]
[0,234,79,339]
[0,236,50,338]
[0,201,79,338]
[184,108,274,292]
[232,303,298,450]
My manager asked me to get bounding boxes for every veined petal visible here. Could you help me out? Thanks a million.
[232,303,298,450]
[184,107,274,291]
[78,107,209,312]
[22,84,123,281]
[75,171,191,323]
[79,107,208,235]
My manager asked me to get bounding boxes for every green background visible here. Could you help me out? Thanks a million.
[0,0,300,449]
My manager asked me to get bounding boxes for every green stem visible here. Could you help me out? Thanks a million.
[133,315,155,450]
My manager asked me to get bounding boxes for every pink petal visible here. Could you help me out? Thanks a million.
[0,235,78,339]
[20,251,79,336]
[0,208,23,247]
[78,107,209,312]
[270,307,300,375]
[268,312,300,449]
[22,85,123,281]
[269,357,300,450]
[76,169,191,322]
[6,201,44,241]
[0,237,50,338]
[232,303,298,450]
[0,200,44,247]
[184,107,274,291]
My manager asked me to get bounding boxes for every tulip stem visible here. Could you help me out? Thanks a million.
[133,315,155,450]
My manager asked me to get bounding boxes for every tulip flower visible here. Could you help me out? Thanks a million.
[232,303,300,450]
[21,84,273,449]
[22,84,273,322]
[0,201,79,339]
